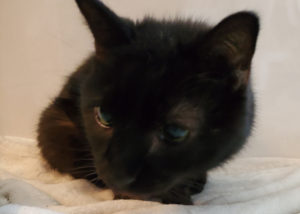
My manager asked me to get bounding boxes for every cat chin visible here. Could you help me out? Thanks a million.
[107,182,169,199]
[102,176,173,201]
[113,189,173,203]
[113,191,157,201]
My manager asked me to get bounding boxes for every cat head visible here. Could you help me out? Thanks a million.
[76,0,259,198]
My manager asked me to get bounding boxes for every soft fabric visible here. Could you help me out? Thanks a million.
[0,136,300,214]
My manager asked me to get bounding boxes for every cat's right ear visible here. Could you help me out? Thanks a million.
[75,0,134,59]
[198,12,259,89]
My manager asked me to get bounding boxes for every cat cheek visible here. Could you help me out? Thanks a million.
[85,115,113,148]
[88,130,112,162]
[94,124,113,139]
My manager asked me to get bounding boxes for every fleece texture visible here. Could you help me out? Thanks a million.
[1,136,300,214]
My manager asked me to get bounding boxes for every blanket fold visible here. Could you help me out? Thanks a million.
[1,136,300,214]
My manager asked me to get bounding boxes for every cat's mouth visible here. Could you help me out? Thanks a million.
[103,178,169,198]
[113,190,166,202]
[95,159,181,199]
[111,182,176,203]
[98,171,175,199]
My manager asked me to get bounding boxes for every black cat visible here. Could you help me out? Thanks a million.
[38,0,259,205]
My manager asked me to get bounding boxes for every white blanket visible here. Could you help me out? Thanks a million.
[0,136,300,214]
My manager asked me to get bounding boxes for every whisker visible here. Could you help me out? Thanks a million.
[64,148,92,152]
[185,183,203,190]
[69,169,95,174]
[89,176,101,184]
[71,165,95,169]
[182,178,206,194]
[68,166,96,173]
[73,158,94,163]
[170,189,183,199]
[85,171,98,178]
[184,180,203,186]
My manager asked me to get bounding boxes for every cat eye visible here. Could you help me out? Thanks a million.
[161,124,190,144]
[94,107,112,128]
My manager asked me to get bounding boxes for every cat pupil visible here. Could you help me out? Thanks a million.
[94,107,112,128]
[162,124,189,143]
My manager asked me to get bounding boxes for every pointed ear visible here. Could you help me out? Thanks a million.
[75,0,134,58]
[202,12,259,88]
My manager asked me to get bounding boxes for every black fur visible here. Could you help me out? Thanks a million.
[38,0,259,205]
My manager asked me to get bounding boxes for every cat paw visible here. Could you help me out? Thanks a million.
[160,174,207,205]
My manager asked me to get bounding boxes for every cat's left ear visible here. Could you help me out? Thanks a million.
[75,0,135,59]
[201,12,259,88]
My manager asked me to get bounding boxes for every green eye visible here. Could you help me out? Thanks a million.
[94,107,112,128]
[161,124,189,143]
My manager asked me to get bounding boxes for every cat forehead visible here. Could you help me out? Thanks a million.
[134,18,208,48]
[169,102,201,116]
[95,58,208,111]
